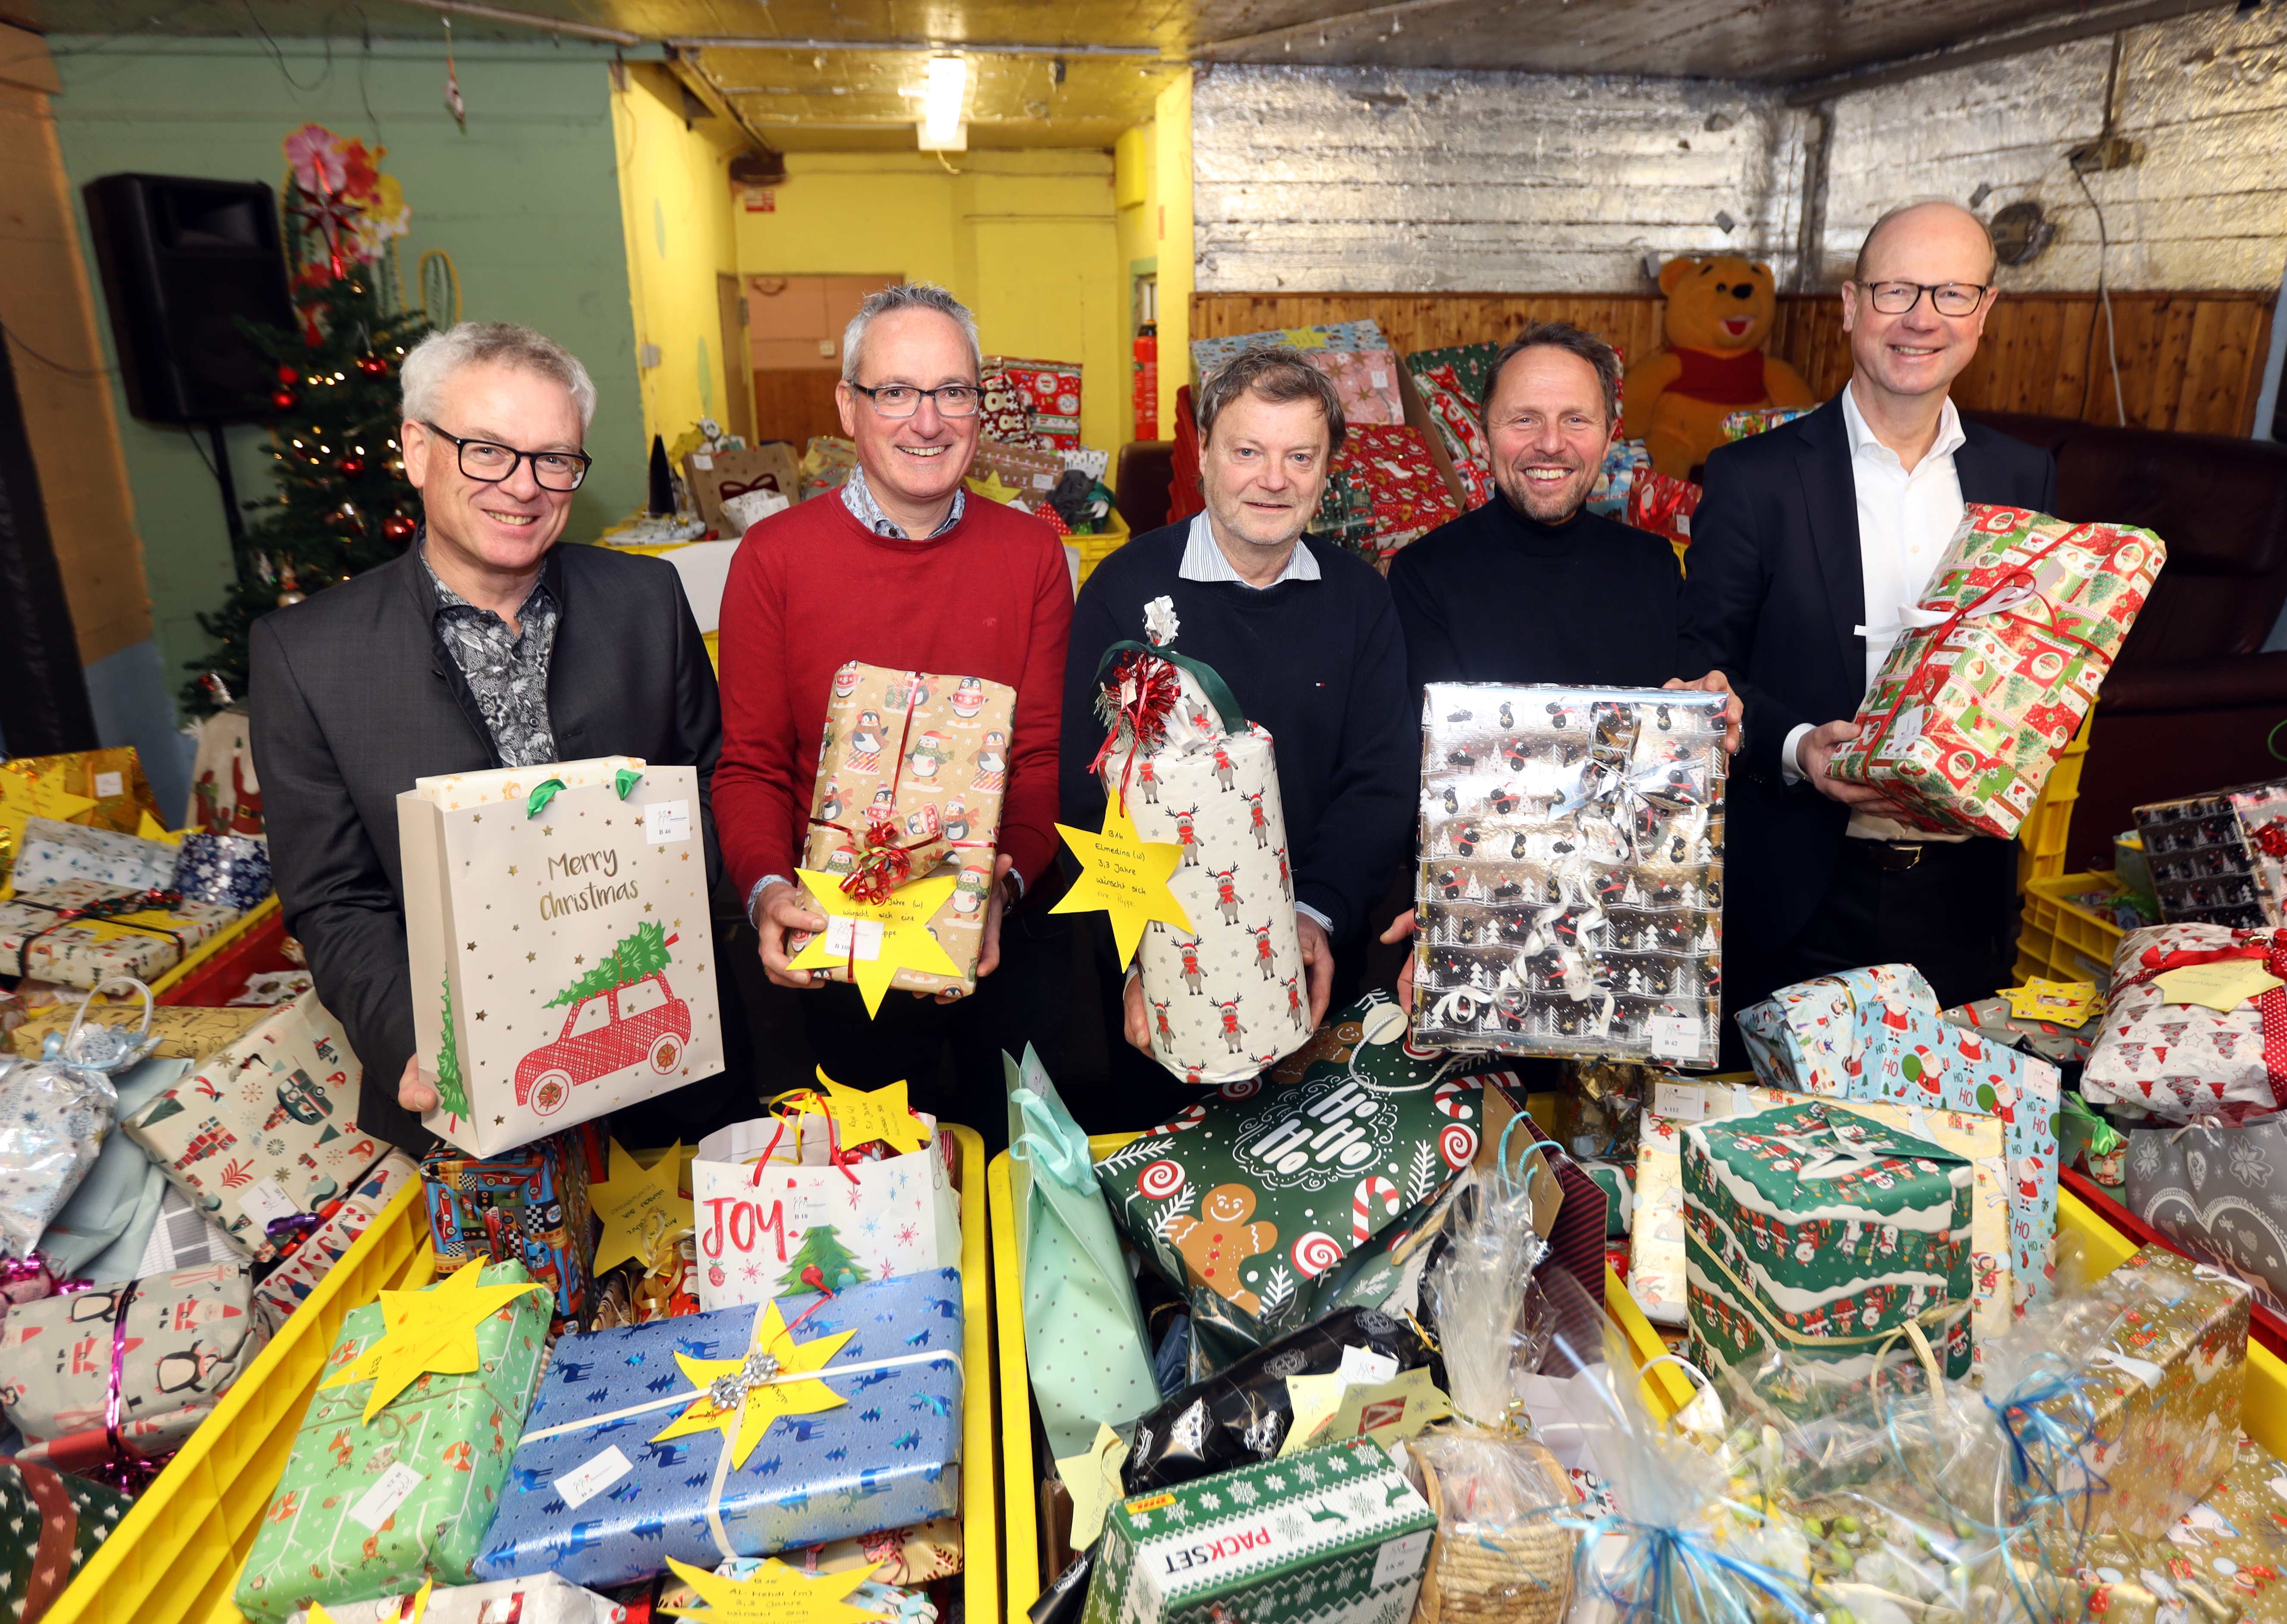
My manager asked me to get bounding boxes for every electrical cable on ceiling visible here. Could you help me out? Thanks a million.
[241,0,335,92]
[2075,29,2130,427]
[0,321,113,379]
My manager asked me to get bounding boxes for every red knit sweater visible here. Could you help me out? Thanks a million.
[712,490,1073,905]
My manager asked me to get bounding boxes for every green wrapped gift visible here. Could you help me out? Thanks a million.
[1684,1101,1975,1411]
[232,1262,550,1622]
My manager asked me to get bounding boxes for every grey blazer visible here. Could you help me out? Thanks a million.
[248,542,724,1152]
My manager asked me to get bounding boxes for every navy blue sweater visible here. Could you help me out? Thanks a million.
[1059,522,1415,943]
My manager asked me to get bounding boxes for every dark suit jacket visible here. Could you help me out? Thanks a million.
[1680,393,2056,948]
[249,542,724,1152]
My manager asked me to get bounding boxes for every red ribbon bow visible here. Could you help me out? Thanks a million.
[840,822,919,906]
[1088,648,1185,801]
[2129,929,2287,990]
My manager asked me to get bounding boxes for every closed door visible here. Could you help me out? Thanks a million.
[715,272,753,444]
[746,274,898,449]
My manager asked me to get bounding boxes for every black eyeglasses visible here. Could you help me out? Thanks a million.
[421,420,592,490]
[846,382,981,419]
[1858,281,1993,317]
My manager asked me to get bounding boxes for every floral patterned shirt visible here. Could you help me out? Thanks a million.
[420,542,560,768]
[840,465,965,540]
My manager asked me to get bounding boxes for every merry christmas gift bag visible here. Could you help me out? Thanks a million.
[1088,639,1308,1084]
[796,662,1015,1004]
[398,756,722,1156]
[1828,505,2165,837]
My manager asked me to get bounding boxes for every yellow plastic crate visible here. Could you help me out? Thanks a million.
[2014,870,2134,987]
[1072,515,1131,588]
[148,895,282,1000]
[2015,711,2094,891]
[53,1124,999,1624]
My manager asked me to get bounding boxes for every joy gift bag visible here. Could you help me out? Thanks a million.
[1005,1045,1159,1462]
[398,757,722,1156]
[1828,506,2164,837]
[1087,637,1307,1083]
[795,662,1015,1006]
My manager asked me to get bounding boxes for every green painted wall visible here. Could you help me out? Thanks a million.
[48,37,650,700]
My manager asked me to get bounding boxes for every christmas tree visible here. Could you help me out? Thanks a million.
[184,123,429,715]
[435,973,468,1120]
[778,1224,868,1296]
[547,920,673,1009]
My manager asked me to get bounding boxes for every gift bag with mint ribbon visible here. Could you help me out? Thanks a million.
[398,756,723,1156]
[1005,1044,1159,1462]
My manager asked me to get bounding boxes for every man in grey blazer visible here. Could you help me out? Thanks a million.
[250,321,742,1153]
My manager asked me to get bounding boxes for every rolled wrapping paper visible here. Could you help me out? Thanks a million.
[172,831,272,912]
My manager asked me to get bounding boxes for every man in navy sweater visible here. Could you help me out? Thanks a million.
[1061,347,1415,1124]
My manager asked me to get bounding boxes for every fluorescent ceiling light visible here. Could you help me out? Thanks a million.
[918,53,968,150]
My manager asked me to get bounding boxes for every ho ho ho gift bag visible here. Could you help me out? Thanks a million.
[398,756,723,1156]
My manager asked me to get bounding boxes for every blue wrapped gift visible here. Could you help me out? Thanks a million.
[472,1268,963,1589]
[174,832,272,912]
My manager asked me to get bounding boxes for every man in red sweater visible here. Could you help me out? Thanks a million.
[712,284,1072,1137]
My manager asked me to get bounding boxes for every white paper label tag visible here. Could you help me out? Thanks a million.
[94,772,124,798]
[691,451,714,470]
[1891,706,1926,748]
[1339,1345,1400,1387]
[347,1461,425,1531]
[239,1177,304,1231]
[1030,472,1054,490]
[554,1444,634,1509]
[1371,1528,1433,1590]
[644,800,692,844]
[823,916,885,962]
[1647,1014,1698,1059]
[1369,369,1390,387]
[1675,514,1691,538]
[1652,1081,1712,1120]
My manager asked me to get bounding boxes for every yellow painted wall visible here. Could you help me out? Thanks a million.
[734,149,1126,455]
[1114,122,1157,438]
[612,64,741,455]
[1153,72,1193,440]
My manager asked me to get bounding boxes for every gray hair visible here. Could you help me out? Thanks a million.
[1484,321,1623,429]
[1195,345,1347,457]
[841,284,982,384]
[401,322,598,431]
[1855,198,2000,283]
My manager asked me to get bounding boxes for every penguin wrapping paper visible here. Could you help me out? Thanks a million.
[1737,963,2062,1312]
[471,1269,963,1590]
[0,880,237,989]
[233,1262,550,1623]
[1412,684,1726,1066]
[0,1259,273,1470]
[1090,643,1309,1084]
[120,990,392,1262]
[399,756,723,1157]
[798,662,1016,1003]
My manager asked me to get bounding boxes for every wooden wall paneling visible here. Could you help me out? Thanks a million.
[750,369,844,451]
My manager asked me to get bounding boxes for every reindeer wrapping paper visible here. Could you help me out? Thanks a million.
[1097,647,1310,1084]
[1412,684,1726,1066]
[399,757,723,1157]
[233,1262,551,1622]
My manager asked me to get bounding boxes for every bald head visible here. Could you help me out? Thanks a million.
[1855,200,1999,286]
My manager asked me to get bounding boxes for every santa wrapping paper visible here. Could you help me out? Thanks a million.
[1828,505,2164,837]
[398,757,723,1156]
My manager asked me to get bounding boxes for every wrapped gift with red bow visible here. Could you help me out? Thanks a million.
[1625,469,1703,547]
[1828,505,2165,837]
[2083,921,2287,1123]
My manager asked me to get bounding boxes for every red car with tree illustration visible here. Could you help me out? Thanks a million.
[514,921,692,1116]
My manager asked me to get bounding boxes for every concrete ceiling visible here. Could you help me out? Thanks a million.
[10,0,2215,147]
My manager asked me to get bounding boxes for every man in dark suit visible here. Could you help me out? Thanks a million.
[251,321,743,1153]
[1684,200,2057,1022]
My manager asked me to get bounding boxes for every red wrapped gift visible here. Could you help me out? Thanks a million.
[1333,424,1461,565]
[1626,469,1703,546]
[981,355,1083,451]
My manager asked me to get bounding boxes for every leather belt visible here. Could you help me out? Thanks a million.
[1856,841,1928,873]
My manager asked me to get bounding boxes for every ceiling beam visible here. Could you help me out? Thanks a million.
[669,36,1170,59]
[382,0,640,46]
[1194,0,1476,58]
[1781,0,2238,104]
[659,45,785,174]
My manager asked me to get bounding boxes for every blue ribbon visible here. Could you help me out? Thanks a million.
[1564,1509,1825,1624]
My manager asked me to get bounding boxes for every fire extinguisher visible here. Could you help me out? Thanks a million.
[1132,322,1158,441]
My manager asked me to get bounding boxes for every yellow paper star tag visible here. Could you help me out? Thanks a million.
[799,1071,931,1156]
[1055,1423,1131,1551]
[2003,978,2102,1025]
[591,1139,692,1275]
[134,811,184,846]
[2154,960,2285,1013]
[320,1259,546,1422]
[962,472,1023,506]
[785,868,961,1016]
[651,1300,855,1468]
[1317,1366,1453,1451]
[1279,326,1331,349]
[660,1555,886,1624]
[1051,798,1190,968]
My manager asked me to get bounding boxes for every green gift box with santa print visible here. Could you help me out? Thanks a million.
[1684,1099,1975,1411]
[398,756,724,1157]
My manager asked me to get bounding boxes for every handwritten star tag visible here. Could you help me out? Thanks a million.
[2002,978,2101,1025]
[799,1072,931,1156]
[591,1139,691,1275]
[785,869,960,1016]
[1051,798,1190,967]
[1055,1423,1131,1550]
[651,1301,854,1468]
[2154,960,2284,1013]
[660,1555,886,1624]
[320,1259,545,1422]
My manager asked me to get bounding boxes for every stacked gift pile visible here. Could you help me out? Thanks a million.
[1190,320,1404,425]
[983,354,1084,450]
[1309,424,1461,568]
[2134,776,2287,928]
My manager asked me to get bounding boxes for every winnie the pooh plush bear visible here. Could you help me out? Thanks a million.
[1626,254,1815,477]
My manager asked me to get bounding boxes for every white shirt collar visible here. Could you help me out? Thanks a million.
[1839,382,1965,470]
[1178,510,1322,588]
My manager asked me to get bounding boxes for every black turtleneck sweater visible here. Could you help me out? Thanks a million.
[1387,493,1687,693]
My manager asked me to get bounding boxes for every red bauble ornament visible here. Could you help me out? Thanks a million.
[276,365,299,385]
[337,454,367,477]
[382,513,417,543]
[269,389,297,412]
[356,355,388,378]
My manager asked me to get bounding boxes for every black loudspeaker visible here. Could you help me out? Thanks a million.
[82,173,295,425]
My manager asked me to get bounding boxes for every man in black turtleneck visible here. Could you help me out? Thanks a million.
[1391,321,1697,692]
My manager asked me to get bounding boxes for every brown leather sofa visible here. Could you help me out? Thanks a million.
[1114,412,2287,871]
